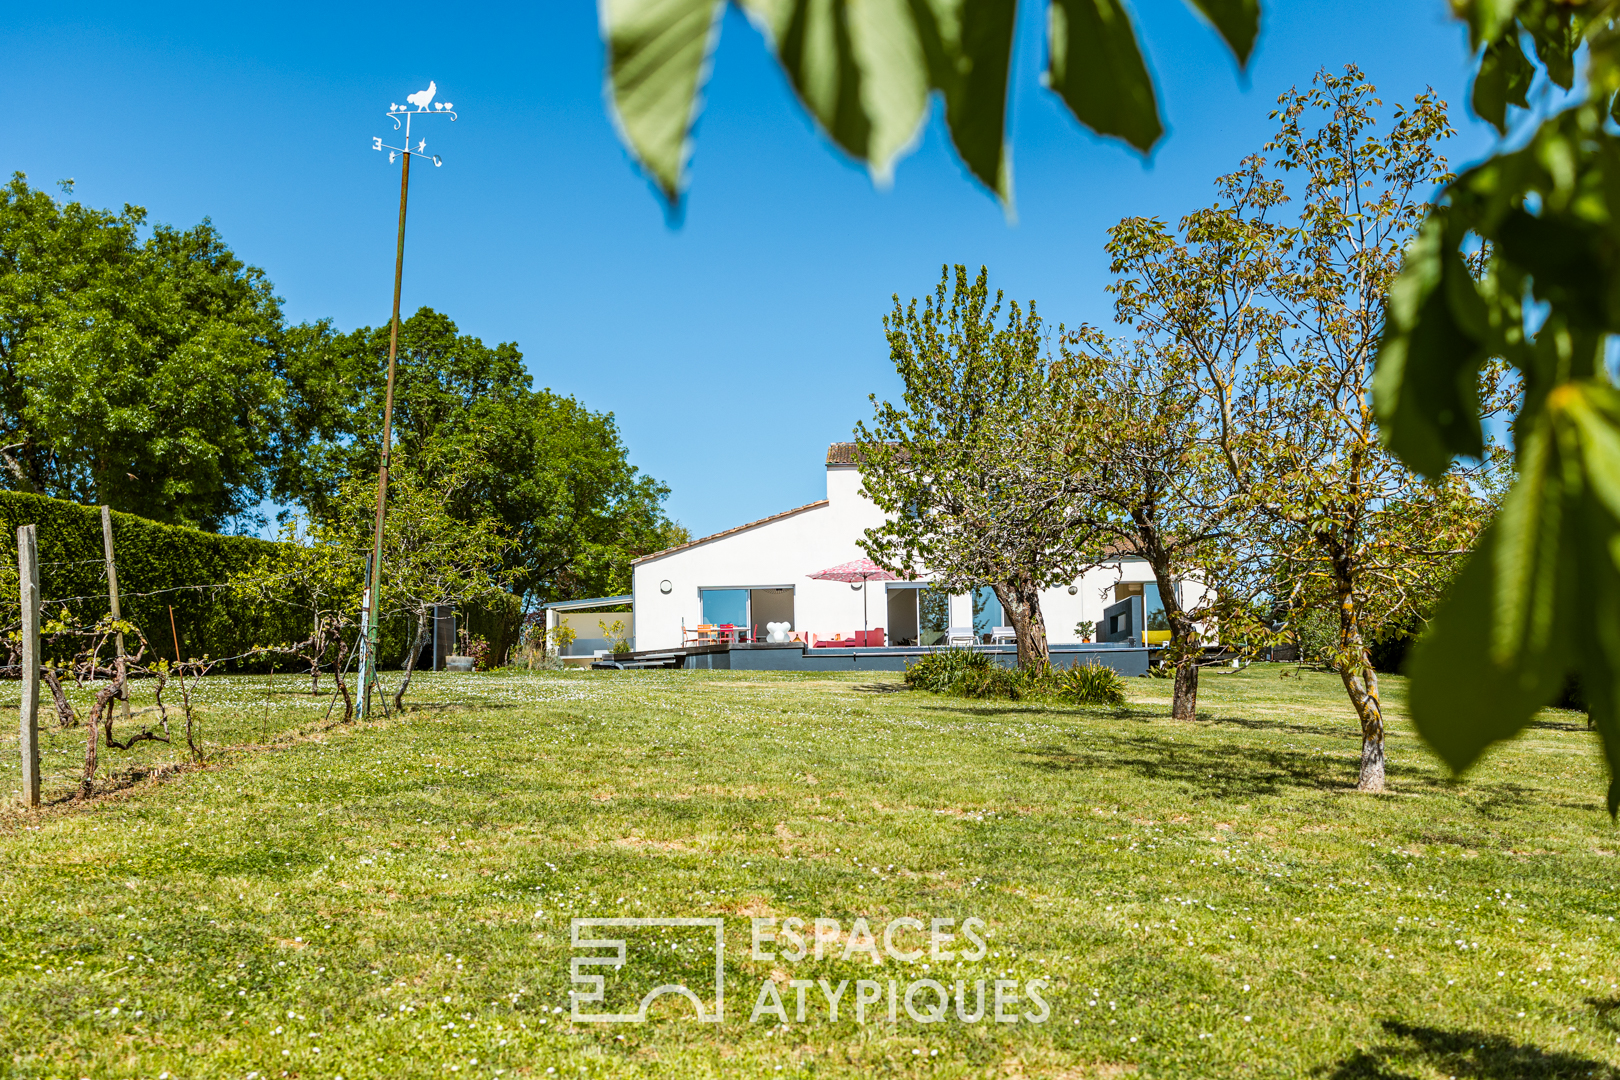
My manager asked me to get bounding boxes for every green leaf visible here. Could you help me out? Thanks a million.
[602,0,1258,212]
[1472,32,1534,133]
[938,0,1020,200]
[1524,3,1578,91]
[741,0,926,189]
[1408,419,1573,775]
[1048,0,1162,153]
[1454,0,1524,50]
[743,0,1016,202]
[1182,0,1260,65]
[1373,211,1489,478]
[1565,385,1620,811]
[600,0,725,204]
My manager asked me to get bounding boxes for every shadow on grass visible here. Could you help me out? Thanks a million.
[1021,731,1359,797]
[1017,731,1563,807]
[1529,715,1589,732]
[1585,995,1620,1030]
[392,701,519,713]
[1317,1019,1614,1079]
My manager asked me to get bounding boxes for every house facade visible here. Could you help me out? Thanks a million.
[629,443,1203,652]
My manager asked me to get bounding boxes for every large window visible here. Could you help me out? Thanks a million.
[973,586,1003,643]
[919,587,948,646]
[1144,583,1170,632]
[700,588,748,626]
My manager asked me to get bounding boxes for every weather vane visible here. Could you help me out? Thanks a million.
[358,81,459,721]
[372,80,458,167]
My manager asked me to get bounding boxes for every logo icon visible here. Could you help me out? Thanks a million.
[570,918,725,1023]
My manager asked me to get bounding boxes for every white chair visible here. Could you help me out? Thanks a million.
[990,625,1016,645]
[945,626,975,647]
[765,621,792,643]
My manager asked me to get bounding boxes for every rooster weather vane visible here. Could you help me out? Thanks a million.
[357,81,458,720]
[373,81,457,166]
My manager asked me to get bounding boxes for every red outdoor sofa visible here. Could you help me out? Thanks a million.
[812,628,885,648]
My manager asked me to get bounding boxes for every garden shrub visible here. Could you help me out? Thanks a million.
[1053,661,1127,706]
[903,649,991,693]
[904,650,1126,705]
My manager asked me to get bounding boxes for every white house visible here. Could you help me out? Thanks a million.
[628,443,1202,652]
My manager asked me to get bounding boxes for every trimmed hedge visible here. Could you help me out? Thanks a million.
[0,491,310,666]
[0,491,521,670]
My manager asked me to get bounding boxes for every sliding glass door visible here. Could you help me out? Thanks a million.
[886,584,950,646]
[972,586,1003,643]
[700,589,748,627]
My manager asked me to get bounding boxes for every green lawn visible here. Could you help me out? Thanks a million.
[2,664,1619,1078]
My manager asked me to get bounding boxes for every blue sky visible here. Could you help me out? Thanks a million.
[4,1,1499,539]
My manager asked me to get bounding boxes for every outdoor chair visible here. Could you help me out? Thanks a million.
[945,626,975,647]
[864,627,885,647]
[990,626,1016,645]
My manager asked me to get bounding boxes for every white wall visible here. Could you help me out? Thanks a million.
[631,460,1182,650]
[632,464,893,651]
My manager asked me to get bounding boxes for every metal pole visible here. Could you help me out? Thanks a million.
[18,524,39,807]
[100,506,130,723]
[359,146,412,719]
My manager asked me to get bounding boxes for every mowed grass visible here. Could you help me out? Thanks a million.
[1,664,1619,1078]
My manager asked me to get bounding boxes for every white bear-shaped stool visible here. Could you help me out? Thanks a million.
[765,621,792,643]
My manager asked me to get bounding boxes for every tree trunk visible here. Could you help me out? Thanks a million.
[333,637,353,722]
[1335,583,1385,792]
[1171,659,1199,721]
[43,666,76,728]
[81,695,99,797]
[393,610,430,713]
[994,580,1050,669]
[310,613,321,694]
[1145,558,1201,722]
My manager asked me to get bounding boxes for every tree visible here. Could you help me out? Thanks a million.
[1059,337,1256,721]
[323,451,510,712]
[0,174,285,529]
[855,264,1097,669]
[277,307,686,605]
[600,0,1260,211]
[1108,70,1508,790]
[1373,0,1620,807]
[227,516,364,707]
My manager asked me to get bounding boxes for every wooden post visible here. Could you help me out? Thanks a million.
[100,506,130,723]
[18,524,40,807]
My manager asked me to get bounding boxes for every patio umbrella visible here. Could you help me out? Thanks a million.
[808,558,899,640]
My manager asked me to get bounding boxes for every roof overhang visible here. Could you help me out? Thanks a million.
[540,594,633,612]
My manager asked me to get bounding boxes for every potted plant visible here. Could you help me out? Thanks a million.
[446,629,488,672]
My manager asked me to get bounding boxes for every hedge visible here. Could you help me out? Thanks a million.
[0,492,316,667]
[0,492,453,670]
